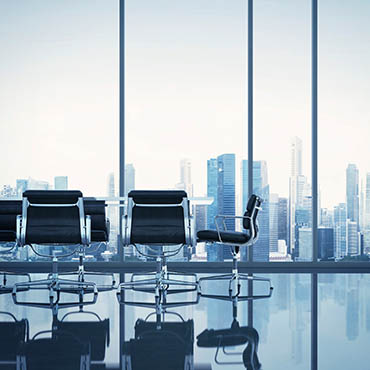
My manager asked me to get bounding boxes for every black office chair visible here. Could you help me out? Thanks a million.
[16,330,91,370]
[197,297,261,370]
[122,316,194,370]
[12,190,98,308]
[0,311,29,367]
[0,200,31,294]
[197,194,273,300]
[51,199,116,292]
[117,190,198,308]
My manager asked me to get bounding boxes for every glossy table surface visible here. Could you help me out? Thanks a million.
[0,273,369,369]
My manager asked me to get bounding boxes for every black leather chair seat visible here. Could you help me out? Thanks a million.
[197,327,252,347]
[197,230,251,244]
[0,230,16,242]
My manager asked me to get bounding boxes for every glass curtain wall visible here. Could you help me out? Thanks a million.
[125,0,247,262]
[0,0,119,261]
[318,0,370,263]
[254,0,311,263]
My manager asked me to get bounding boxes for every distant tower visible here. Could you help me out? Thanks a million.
[289,137,306,258]
[217,154,236,260]
[278,197,288,245]
[16,179,28,197]
[269,193,279,253]
[54,176,68,190]
[206,158,218,230]
[364,173,370,255]
[176,158,193,197]
[241,160,270,262]
[346,164,359,229]
[334,203,347,259]
[125,164,135,195]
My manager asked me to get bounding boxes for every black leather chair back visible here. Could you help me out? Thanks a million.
[84,200,109,242]
[23,190,84,245]
[243,194,262,233]
[127,190,189,245]
[0,200,21,242]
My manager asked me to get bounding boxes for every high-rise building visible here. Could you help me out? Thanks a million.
[206,158,218,231]
[346,164,359,229]
[124,164,135,195]
[346,220,359,256]
[318,227,334,260]
[217,154,235,260]
[16,179,28,197]
[297,227,312,261]
[175,158,193,197]
[278,197,288,244]
[241,160,270,262]
[206,158,221,262]
[289,136,303,256]
[27,178,49,190]
[54,176,68,190]
[269,193,279,253]
[334,203,347,259]
[363,173,370,255]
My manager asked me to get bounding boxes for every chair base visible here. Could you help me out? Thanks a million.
[199,273,273,301]
[0,272,32,295]
[49,271,116,292]
[12,277,98,309]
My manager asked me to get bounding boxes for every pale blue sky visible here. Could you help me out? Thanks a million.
[1,0,370,208]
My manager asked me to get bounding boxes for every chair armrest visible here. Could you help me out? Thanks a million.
[214,215,253,244]
[85,215,91,245]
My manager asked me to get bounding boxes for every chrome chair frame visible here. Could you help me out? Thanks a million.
[117,192,199,309]
[12,194,98,308]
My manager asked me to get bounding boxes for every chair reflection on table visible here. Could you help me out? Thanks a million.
[0,311,29,369]
[12,296,110,370]
[122,304,194,370]
[197,297,262,370]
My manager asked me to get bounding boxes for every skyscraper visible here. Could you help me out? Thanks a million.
[54,176,68,190]
[124,164,135,195]
[334,203,347,259]
[217,154,235,260]
[241,159,270,262]
[318,227,334,260]
[289,137,303,256]
[206,158,218,230]
[364,173,370,255]
[278,197,288,244]
[16,179,28,197]
[269,193,279,253]
[346,164,359,229]
[175,158,193,197]
[206,158,221,261]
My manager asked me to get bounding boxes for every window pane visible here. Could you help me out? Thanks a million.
[254,0,311,262]
[126,0,247,261]
[319,0,370,262]
[0,0,119,260]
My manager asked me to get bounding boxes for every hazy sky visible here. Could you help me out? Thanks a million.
[1,0,370,209]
